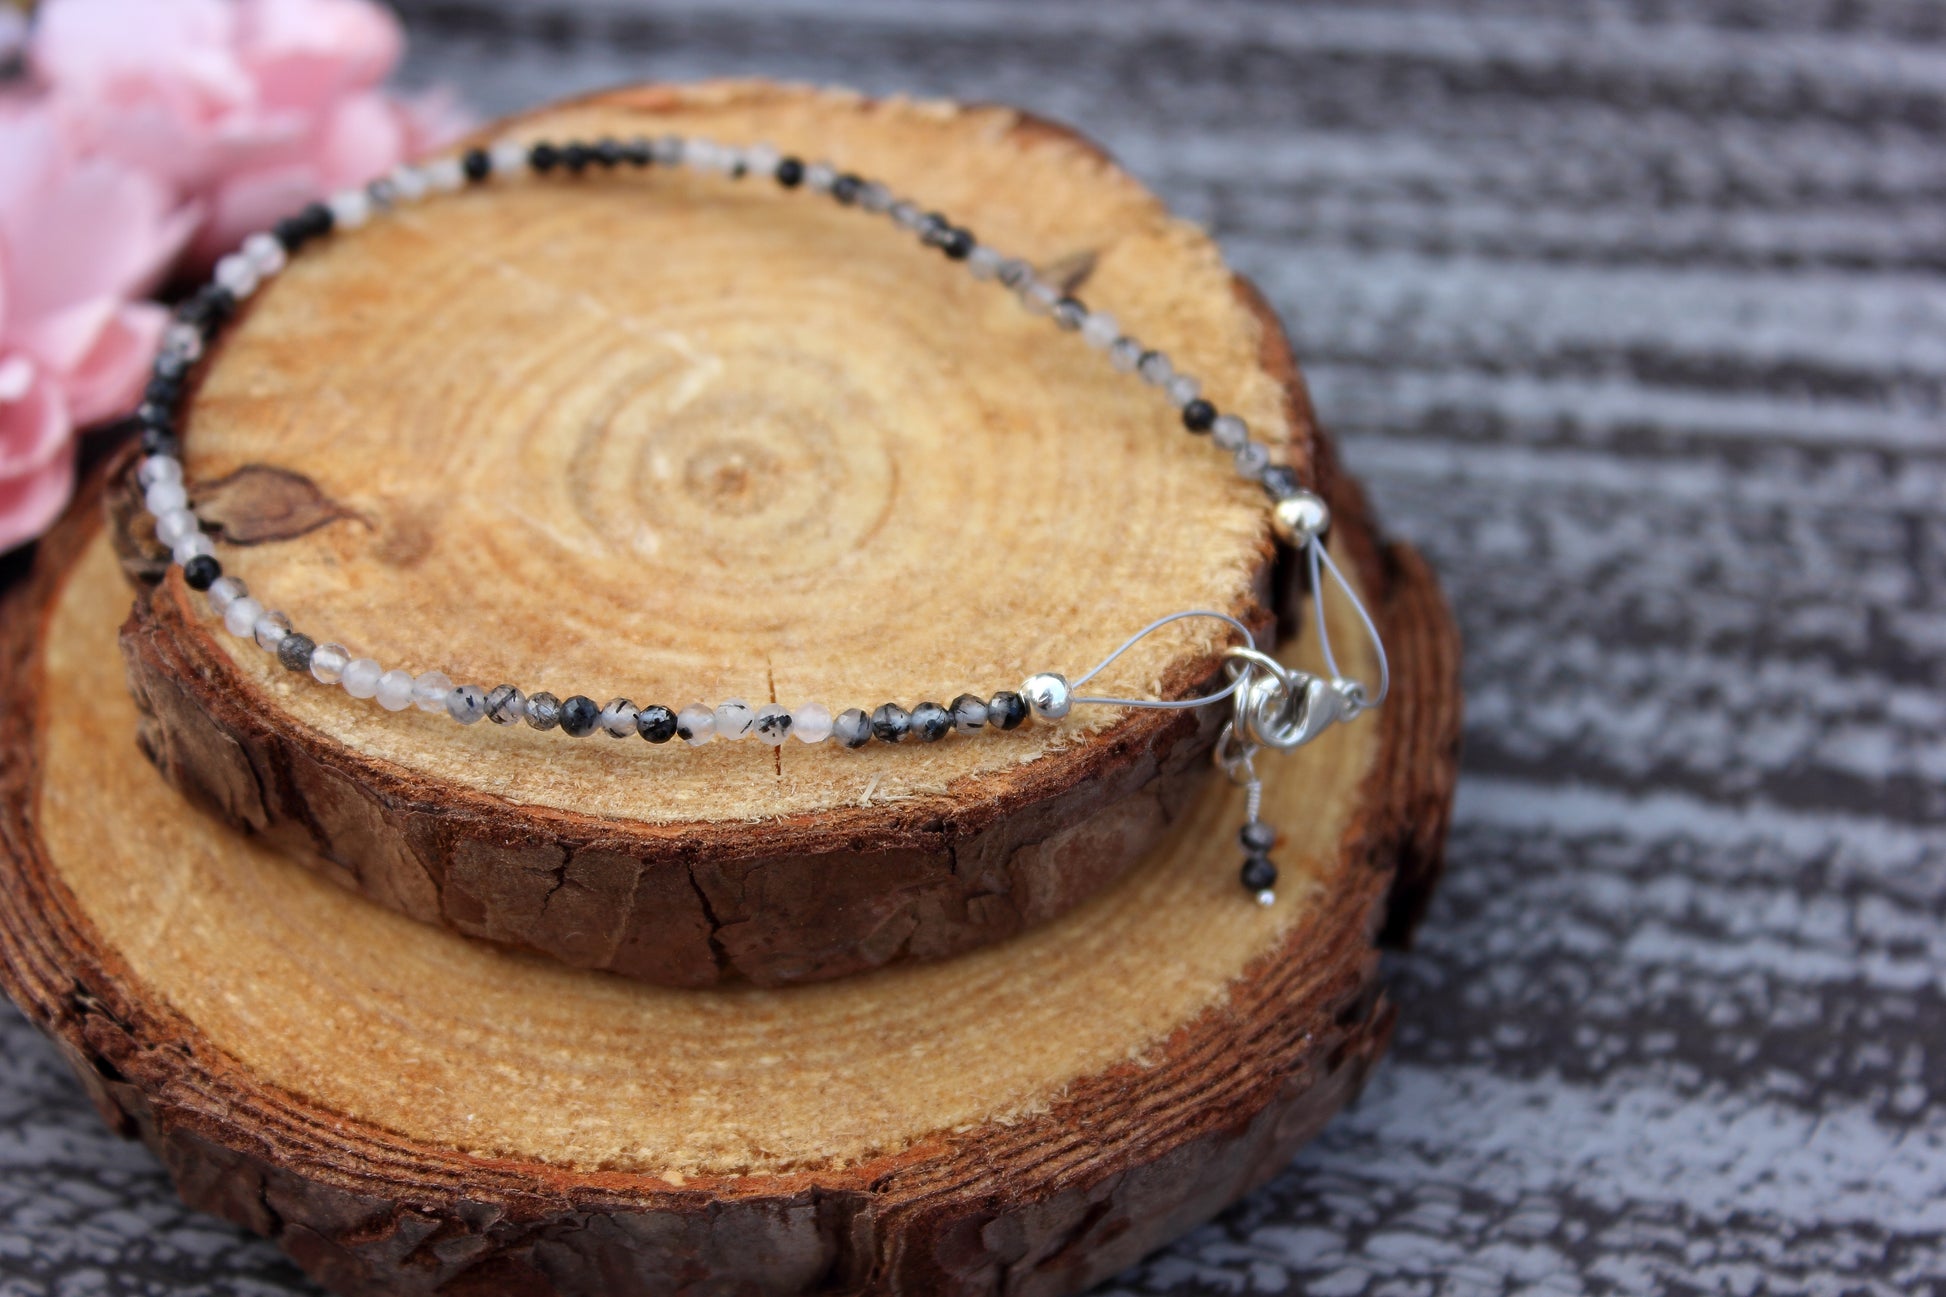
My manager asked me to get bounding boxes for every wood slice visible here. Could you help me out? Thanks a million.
[111,81,1336,987]
[0,455,1458,1297]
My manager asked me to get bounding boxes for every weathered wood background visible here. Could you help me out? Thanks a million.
[3,0,1941,1292]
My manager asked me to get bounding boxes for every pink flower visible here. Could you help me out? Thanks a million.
[30,0,470,264]
[0,105,196,551]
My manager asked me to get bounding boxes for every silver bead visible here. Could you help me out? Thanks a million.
[1020,672,1072,721]
[1271,491,1331,546]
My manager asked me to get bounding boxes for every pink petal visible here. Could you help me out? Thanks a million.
[238,0,403,112]
[3,147,194,324]
[30,0,251,115]
[0,442,78,552]
[61,301,166,426]
[317,90,406,190]
[0,360,74,479]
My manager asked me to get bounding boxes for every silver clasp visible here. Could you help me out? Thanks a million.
[1220,646,1363,752]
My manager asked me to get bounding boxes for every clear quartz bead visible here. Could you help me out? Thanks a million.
[1109,337,1143,372]
[388,165,428,202]
[652,135,684,165]
[1166,374,1200,408]
[154,509,200,547]
[223,596,263,638]
[376,669,416,711]
[446,684,488,724]
[599,697,637,737]
[1081,311,1120,349]
[966,246,1003,280]
[341,657,384,699]
[1234,442,1271,480]
[832,708,872,748]
[213,253,258,299]
[161,322,203,361]
[206,575,247,613]
[242,231,287,276]
[1021,280,1060,315]
[424,155,466,192]
[714,699,755,740]
[1138,350,1173,385]
[791,702,833,744]
[144,480,188,515]
[753,703,793,746]
[172,533,215,564]
[857,181,893,213]
[310,642,350,685]
[252,610,291,650]
[805,162,837,192]
[490,139,529,175]
[744,142,781,177]
[1211,413,1249,450]
[676,703,715,746]
[137,455,182,489]
[412,671,453,713]
[327,189,371,231]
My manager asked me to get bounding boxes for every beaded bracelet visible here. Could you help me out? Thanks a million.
[130,132,1388,903]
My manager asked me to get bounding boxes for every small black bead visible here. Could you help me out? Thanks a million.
[277,632,315,673]
[181,554,221,591]
[636,704,678,744]
[1053,297,1087,330]
[300,201,334,238]
[830,173,863,205]
[529,141,560,173]
[273,214,310,251]
[1239,822,1277,853]
[987,691,1028,731]
[145,376,183,408]
[1240,855,1278,892]
[910,701,951,742]
[918,212,950,244]
[461,147,492,181]
[775,156,804,187]
[594,138,624,167]
[1259,464,1301,500]
[939,227,975,260]
[139,429,180,458]
[621,137,653,166]
[135,402,174,432]
[1181,398,1217,433]
[562,142,592,173]
[559,694,600,737]
[871,703,912,743]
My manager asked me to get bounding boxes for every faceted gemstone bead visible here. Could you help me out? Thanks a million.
[310,643,350,685]
[675,703,715,746]
[950,693,988,734]
[446,684,489,725]
[599,697,637,737]
[172,533,216,565]
[910,701,951,742]
[487,685,527,725]
[182,555,221,591]
[524,691,563,730]
[376,669,416,712]
[636,704,678,743]
[1053,297,1087,331]
[832,708,873,749]
[1081,311,1119,349]
[1239,822,1277,853]
[967,245,1003,280]
[1234,442,1271,480]
[987,691,1028,731]
[559,695,600,737]
[137,455,182,489]
[341,658,383,699]
[1138,350,1172,385]
[938,227,974,260]
[251,610,292,650]
[1108,337,1143,372]
[1211,413,1248,450]
[412,671,454,713]
[154,509,199,547]
[753,704,793,746]
[870,703,911,743]
[1240,855,1278,892]
[1166,374,1200,408]
[714,699,755,741]
[791,702,833,744]
[277,633,316,673]
[1260,464,1302,500]
[223,596,264,639]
